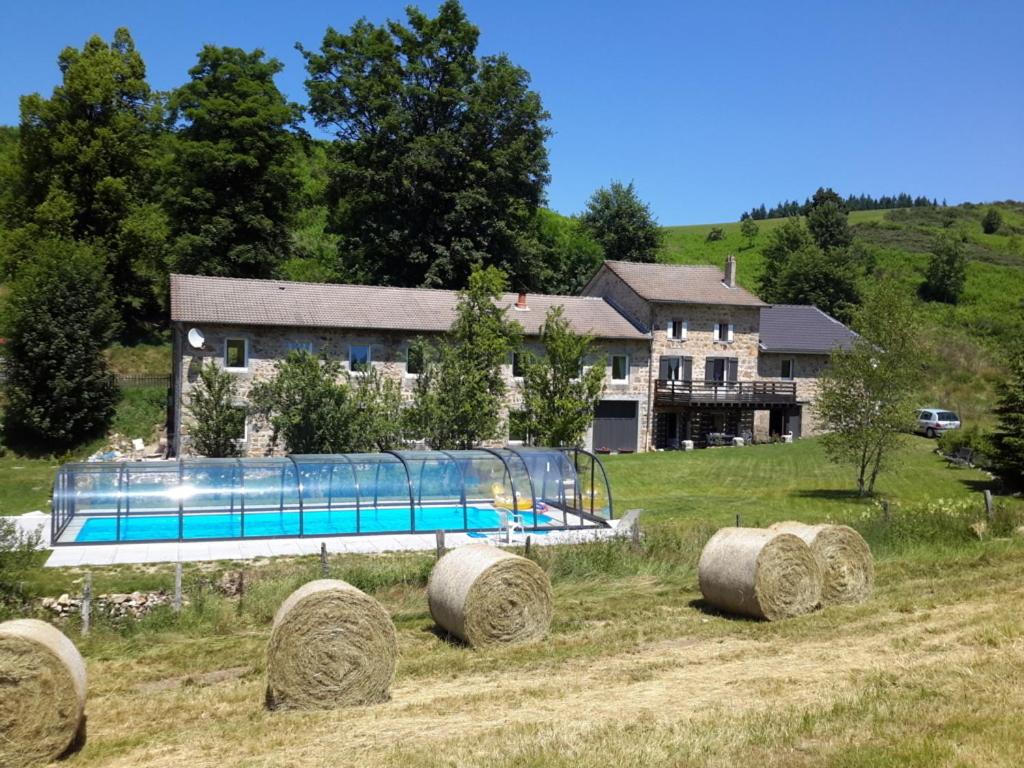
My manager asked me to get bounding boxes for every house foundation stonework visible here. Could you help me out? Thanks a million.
[170,263,857,457]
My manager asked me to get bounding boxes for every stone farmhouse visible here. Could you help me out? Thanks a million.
[169,258,857,457]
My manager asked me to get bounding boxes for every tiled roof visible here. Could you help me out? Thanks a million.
[170,274,649,340]
[759,305,858,354]
[597,260,766,306]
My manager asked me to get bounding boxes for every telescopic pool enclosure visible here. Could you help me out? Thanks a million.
[51,448,613,546]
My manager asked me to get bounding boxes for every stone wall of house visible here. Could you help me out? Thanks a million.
[757,352,832,436]
[581,269,653,330]
[649,304,761,383]
[175,324,651,457]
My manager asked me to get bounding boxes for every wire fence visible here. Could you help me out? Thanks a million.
[117,374,171,389]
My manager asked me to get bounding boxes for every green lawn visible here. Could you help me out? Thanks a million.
[603,435,1003,530]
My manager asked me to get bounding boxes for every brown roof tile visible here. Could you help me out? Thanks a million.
[599,260,766,306]
[170,274,649,340]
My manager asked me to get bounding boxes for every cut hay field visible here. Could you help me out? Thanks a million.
[9,437,1024,767]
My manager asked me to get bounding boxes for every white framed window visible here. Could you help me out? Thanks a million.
[781,358,795,380]
[287,340,314,354]
[224,338,248,371]
[715,323,735,343]
[668,319,687,340]
[511,351,525,379]
[611,354,629,383]
[349,344,371,373]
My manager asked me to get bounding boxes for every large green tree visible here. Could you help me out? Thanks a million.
[300,1,551,289]
[805,187,853,251]
[1,239,120,449]
[579,181,663,262]
[408,266,522,448]
[817,283,923,496]
[166,46,303,279]
[533,210,604,294]
[12,29,165,329]
[519,307,606,447]
[758,218,861,321]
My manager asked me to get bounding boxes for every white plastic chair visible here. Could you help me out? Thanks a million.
[131,438,145,460]
[498,510,526,544]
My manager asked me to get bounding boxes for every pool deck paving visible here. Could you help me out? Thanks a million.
[40,523,623,567]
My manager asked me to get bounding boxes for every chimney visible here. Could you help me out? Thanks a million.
[724,255,737,288]
[515,291,528,310]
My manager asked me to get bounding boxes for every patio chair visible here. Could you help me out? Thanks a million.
[497,509,526,544]
[946,447,974,468]
[131,438,145,460]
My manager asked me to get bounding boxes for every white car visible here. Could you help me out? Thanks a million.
[915,408,961,438]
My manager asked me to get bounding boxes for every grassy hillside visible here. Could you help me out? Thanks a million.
[660,203,1024,426]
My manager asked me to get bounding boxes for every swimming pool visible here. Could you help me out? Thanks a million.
[74,505,556,543]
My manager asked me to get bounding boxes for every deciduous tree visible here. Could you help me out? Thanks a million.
[1,239,120,449]
[579,181,663,262]
[817,283,923,496]
[300,1,551,289]
[166,46,303,279]
[408,266,521,448]
[920,231,968,304]
[519,307,605,446]
[13,28,165,330]
[186,362,245,457]
[806,187,852,251]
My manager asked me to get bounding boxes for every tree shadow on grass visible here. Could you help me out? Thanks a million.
[792,489,870,503]
[957,475,1003,495]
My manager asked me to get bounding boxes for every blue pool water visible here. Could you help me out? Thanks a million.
[74,505,555,543]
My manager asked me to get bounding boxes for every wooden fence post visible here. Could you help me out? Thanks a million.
[882,500,891,523]
[173,562,183,614]
[320,542,329,578]
[435,530,446,560]
[81,573,92,637]
[524,535,532,558]
[983,490,994,522]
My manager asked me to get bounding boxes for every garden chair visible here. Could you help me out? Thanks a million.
[946,447,974,468]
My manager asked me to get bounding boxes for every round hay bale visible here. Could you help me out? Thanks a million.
[265,579,397,711]
[769,521,873,605]
[0,618,87,768]
[697,527,822,621]
[427,544,552,646]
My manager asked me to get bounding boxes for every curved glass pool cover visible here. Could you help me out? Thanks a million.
[51,448,613,545]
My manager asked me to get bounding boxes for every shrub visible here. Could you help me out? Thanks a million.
[1,239,120,449]
[982,207,1003,235]
[920,232,967,304]
[937,426,991,465]
[705,227,725,242]
[0,519,41,616]
[186,362,244,457]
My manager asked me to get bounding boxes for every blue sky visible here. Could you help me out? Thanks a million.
[2,1,1022,224]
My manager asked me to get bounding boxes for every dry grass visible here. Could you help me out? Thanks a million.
[56,543,1024,768]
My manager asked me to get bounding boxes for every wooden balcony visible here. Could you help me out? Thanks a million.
[654,379,797,407]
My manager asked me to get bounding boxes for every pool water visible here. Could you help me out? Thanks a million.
[74,505,555,543]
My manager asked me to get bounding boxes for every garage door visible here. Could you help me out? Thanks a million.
[593,400,638,452]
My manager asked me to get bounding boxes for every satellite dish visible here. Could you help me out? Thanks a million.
[187,328,205,349]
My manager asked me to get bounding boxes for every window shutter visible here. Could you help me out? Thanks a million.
[680,320,688,340]
[727,359,739,382]
[667,320,674,336]
[704,358,715,382]
[683,357,693,381]
[659,358,671,379]
[727,323,735,342]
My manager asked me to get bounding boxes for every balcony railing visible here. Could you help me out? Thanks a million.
[654,379,797,406]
